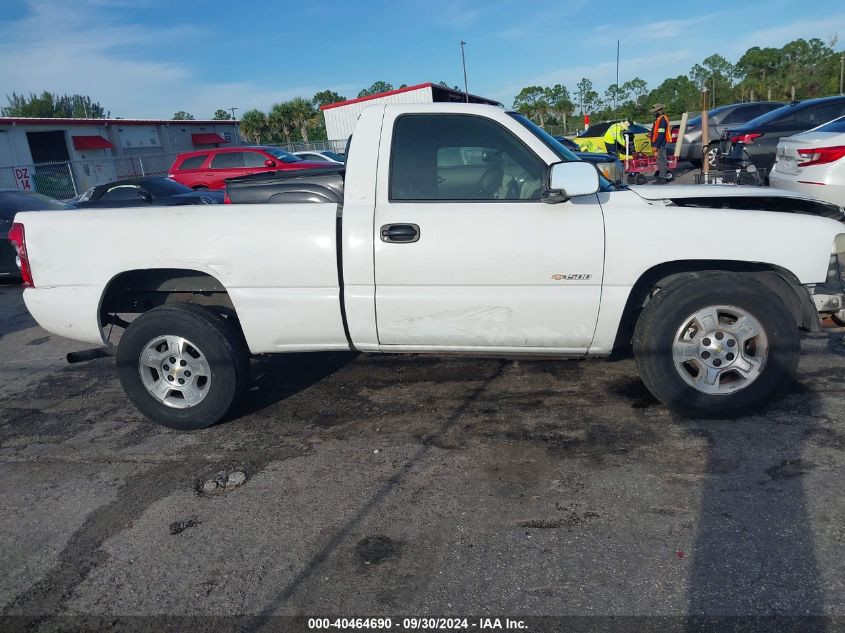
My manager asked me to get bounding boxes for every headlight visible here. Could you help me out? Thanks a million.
[829,235,845,287]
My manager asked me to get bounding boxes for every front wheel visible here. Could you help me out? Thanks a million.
[633,272,800,418]
[116,303,250,430]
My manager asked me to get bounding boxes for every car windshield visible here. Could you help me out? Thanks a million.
[142,178,192,196]
[263,147,301,163]
[0,191,75,220]
[321,151,345,162]
[508,112,615,190]
[687,104,735,127]
[814,115,845,133]
[739,102,812,128]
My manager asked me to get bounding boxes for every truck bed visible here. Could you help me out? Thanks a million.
[226,166,345,205]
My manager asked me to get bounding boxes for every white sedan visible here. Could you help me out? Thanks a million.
[770,115,845,205]
[293,150,344,163]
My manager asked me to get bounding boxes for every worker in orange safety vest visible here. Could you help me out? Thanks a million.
[650,103,672,183]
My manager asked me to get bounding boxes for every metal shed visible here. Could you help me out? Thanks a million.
[320,82,501,141]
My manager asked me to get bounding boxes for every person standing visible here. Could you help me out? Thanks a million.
[650,103,671,183]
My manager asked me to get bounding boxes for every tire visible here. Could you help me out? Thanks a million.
[193,185,209,191]
[704,144,719,169]
[116,303,250,430]
[633,272,800,418]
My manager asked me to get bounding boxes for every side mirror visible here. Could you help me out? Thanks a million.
[542,161,600,203]
[137,189,153,203]
[265,159,277,168]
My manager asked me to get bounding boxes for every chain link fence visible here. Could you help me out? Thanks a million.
[270,139,346,154]
[0,152,177,199]
[0,141,347,200]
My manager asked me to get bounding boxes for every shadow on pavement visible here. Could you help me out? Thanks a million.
[682,381,827,631]
[234,351,360,417]
[0,283,34,341]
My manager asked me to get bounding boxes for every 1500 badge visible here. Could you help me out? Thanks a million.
[551,273,592,280]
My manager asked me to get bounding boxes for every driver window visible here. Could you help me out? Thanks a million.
[390,114,543,201]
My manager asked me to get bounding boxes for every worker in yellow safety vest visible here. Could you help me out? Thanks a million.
[602,119,631,157]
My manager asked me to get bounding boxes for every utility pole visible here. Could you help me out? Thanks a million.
[229,106,238,120]
[840,53,844,96]
[701,87,710,177]
[615,40,620,116]
[460,41,469,103]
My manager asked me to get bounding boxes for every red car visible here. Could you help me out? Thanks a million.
[168,146,328,190]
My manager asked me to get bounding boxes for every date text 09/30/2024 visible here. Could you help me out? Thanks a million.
[307,617,527,630]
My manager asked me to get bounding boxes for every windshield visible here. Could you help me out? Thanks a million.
[687,104,735,127]
[738,102,803,128]
[508,112,615,190]
[814,115,845,133]
[321,151,345,162]
[263,147,301,163]
[143,178,192,196]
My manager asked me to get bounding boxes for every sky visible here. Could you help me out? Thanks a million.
[1,0,844,120]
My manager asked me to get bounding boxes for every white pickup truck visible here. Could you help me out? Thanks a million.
[10,103,845,429]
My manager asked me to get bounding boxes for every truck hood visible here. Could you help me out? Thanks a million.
[628,184,845,220]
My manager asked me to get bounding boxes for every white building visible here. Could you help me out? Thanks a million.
[321,82,501,142]
[0,117,241,197]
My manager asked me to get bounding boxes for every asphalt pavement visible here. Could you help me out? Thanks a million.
[2,283,845,632]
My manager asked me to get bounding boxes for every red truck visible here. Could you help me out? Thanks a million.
[169,146,327,190]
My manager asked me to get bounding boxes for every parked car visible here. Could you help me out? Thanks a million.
[676,101,784,167]
[719,96,845,174]
[70,177,224,208]
[1,190,75,280]
[770,115,845,206]
[168,146,328,190]
[293,150,345,163]
[12,103,845,429]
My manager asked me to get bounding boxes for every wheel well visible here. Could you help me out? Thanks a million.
[99,268,236,336]
[610,260,818,357]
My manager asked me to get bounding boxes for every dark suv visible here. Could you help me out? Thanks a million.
[677,101,784,166]
[719,95,845,173]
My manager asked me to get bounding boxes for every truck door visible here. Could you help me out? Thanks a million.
[373,111,605,353]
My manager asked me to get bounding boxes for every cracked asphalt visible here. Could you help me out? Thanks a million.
[2,282,845,631]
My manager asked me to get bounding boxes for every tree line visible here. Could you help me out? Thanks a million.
[513,37,844,132]
[2,92,109,118]
[7,37,840,140]
[237,81,428,145]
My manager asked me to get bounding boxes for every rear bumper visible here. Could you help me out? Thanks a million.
[22,286,106,345]
[769,172,845,206]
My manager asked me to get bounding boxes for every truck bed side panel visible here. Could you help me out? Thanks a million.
[18,204,348,353]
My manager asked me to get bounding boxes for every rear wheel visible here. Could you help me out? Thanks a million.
[116,303,250,430]
[193,185,209,190]
[633,272,800,418]
[704,143,719,169]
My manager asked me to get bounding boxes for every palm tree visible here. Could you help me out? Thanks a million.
[239,109,268,144]
[269,102,295,144]
[288,97,317,143]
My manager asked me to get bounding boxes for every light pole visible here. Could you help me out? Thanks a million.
[460,41,469,103]
[615,40,620,116]
[229,106,238,120]
[840,53,844,96]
